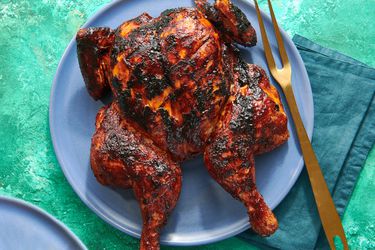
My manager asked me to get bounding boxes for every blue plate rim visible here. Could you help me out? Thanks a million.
[49,0,314,246]
[0,196,87,249]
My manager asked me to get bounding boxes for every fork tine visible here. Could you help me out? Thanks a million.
[253,0,276,73]
[267,0,290,67]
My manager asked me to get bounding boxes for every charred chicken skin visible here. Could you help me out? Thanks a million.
[91,102,182,249]
[77,0,289,249]
[204,46,288,235]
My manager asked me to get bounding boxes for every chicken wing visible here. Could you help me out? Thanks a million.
[195,0,257,46]
[76,27,114,100]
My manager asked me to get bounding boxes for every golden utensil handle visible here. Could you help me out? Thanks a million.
[283,84,349,250]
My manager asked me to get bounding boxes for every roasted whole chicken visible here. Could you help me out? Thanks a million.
[77,0,289,249]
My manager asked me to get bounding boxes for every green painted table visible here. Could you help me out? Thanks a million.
[0,0,374,249]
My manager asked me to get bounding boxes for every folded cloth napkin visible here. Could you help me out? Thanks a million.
[239,35,375,249]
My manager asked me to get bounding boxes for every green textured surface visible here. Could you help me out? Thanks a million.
[343,149,375,249]
[0,0,373,249]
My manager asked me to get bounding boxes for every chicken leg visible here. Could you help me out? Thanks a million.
[76,13,153,100]
[204,49,288,236]
[90,102,182,249]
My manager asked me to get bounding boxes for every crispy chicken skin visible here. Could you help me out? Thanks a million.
[77,0,289,249]
[204,47,288,236]
[110,8,229,161]
[195,0,257,46]
[91,102,182,250]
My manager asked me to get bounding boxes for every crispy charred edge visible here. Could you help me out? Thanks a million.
[76,27,115,100]
[116,12,153,37]
[195,0,257,46]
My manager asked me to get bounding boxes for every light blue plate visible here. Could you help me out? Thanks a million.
[50,0,313,246]
[0,196,86,250]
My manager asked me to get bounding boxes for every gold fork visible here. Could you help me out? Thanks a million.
[253,1,349,249]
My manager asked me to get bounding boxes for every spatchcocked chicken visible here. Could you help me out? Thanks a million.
[76,0,289,249]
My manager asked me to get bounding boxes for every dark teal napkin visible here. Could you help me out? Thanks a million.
[239,35,375,249]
